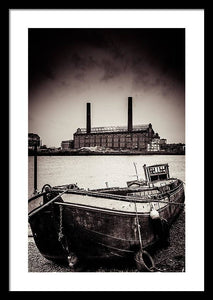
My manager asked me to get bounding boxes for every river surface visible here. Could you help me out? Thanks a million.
[28,155,185,197]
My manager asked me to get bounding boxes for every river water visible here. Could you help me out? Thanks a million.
[28,155,185,197]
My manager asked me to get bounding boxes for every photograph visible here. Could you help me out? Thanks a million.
[9,9,204,292]
[28,28,185,273]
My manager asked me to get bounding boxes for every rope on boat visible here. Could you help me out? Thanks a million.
[134,200,143,250]
[133,199,156,272]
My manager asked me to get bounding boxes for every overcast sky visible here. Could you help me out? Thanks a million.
[28,28,185,147]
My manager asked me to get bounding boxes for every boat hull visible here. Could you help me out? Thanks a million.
[29,181,184,263]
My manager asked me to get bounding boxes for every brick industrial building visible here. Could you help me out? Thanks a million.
[61,140,74,150]
[73,97,161,151]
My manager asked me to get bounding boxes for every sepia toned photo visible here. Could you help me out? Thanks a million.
[9,9,205,292]
[28,28,185,273]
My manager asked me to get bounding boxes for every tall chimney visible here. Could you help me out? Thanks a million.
[86,102,91,134]
[128,97,132,132]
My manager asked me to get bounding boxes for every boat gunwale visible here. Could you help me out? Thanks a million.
[54,185,184,216]
[60,180,184,203]
[28,180,184,218]
[53,200,165,216]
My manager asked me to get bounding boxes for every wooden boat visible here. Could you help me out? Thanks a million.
[28,163,185,271]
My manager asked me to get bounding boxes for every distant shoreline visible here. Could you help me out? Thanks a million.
[28,150,185,156]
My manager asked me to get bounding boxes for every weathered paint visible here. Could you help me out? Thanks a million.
[28,181,184,262]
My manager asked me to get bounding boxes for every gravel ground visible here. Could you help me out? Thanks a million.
[28,209,185,272]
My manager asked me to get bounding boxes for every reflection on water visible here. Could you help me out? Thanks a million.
[28,155,185,197]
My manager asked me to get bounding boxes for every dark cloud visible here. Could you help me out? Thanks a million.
[100,58,121,81]
[29,28,185,91]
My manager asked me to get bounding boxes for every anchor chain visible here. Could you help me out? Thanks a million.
[58,204,78,269]
[58,204,64,242]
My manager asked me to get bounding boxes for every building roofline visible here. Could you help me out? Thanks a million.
[74,124,152,135]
